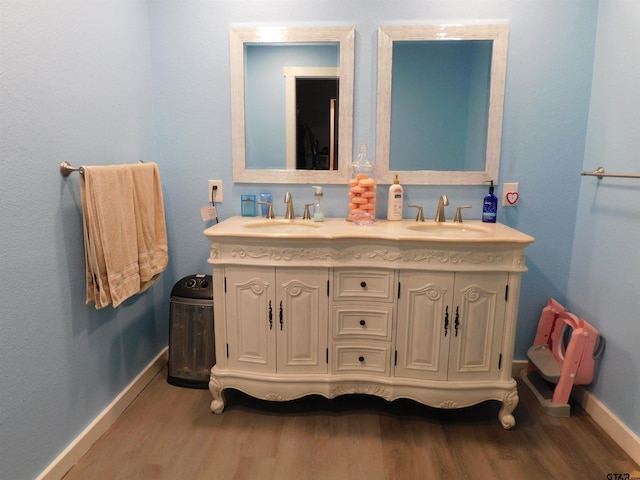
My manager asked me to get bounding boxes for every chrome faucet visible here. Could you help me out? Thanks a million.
[284,192,295,219]
[408,204,425,222]
[258,201,275,219]
[435,195,449,222]
[454,205,472,223]
[303,203,314,220]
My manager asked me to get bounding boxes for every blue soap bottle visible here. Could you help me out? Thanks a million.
[482,180,498,223]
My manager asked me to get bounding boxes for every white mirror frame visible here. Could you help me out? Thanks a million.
[230,26,355,184]
[376,24,509,185]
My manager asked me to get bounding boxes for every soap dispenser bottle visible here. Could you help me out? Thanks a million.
[482,180,498,223]
[312,185,324,222]
[387,174,403,221]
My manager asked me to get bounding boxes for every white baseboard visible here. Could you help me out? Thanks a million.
[37,347,169,480]
[571,386,640,466]
[513,360,640,466]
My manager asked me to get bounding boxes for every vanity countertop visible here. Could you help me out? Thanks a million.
[204,216,534,245]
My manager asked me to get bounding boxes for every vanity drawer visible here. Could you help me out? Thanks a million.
[333,269,395,302]
[332,342,391,376]
[332,305,393,340]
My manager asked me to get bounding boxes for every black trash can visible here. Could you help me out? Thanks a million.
[168,274,215,388]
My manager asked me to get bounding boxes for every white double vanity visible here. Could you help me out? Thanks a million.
[204,217,533,428]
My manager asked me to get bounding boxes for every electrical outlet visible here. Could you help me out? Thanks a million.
[208,180,223,203]
[503,182,519,206]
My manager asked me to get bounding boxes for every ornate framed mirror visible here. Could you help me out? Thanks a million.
[376,24,509,185]
[230,26,355,184]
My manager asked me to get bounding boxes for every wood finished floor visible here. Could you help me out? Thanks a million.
[63,367,638,480]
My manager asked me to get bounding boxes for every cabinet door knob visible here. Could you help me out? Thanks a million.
[279,301,283,330]
[359,319,366,326]
[268,301,273,330]
[360,281,367,288]
[358,356,365,362]
[455,306,460,337]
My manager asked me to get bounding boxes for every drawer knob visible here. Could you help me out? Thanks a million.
[359,319,366,326]
[358,356,365,362]
[360,281,367,288]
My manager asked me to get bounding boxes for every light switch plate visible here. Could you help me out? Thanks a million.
[503,182,519,206]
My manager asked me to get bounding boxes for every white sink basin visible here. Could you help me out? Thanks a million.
[405,222,493,237]
[242,219,322,230]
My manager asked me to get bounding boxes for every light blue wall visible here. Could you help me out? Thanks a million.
[568,0,640,437]
[0,1,171,479]
[5,1,639,478]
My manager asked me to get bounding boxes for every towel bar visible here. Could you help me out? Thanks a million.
[581,167,640,179]
[60,161,84,176]
[60,160,145,177]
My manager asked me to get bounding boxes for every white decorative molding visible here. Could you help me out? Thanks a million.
[498,388,519,429]
[231,246,361,262]
[224,244,508,268]
[264,392,287,402]
[330,383,391,397]
[209,376,225,414]
[367,248,504,265]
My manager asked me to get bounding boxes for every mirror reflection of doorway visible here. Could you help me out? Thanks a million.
[296,78,339,170]
[284,67,340,170]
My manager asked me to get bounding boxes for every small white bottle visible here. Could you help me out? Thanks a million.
[387,174,404,221]
[312,186,324,222]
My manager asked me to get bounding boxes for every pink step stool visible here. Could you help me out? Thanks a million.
[520,298,605,417]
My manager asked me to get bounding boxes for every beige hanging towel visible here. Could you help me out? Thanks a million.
[80,162,168,308]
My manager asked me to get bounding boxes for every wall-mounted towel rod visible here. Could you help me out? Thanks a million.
[60,160,145,177]
[60,161,84,176]
[581,167,640,180]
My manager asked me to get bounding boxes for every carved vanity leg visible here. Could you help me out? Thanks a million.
[498,387,519,429]
[209,375,225,414]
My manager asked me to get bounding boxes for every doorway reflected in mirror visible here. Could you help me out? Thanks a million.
[296,78,339,170]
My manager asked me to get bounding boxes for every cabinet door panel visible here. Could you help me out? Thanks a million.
[396,271,454,380]
[277,269,328,373]
[448,273,507,381]
[225,266,276,373]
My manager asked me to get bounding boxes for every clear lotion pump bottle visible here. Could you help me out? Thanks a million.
[312,186,324,222]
